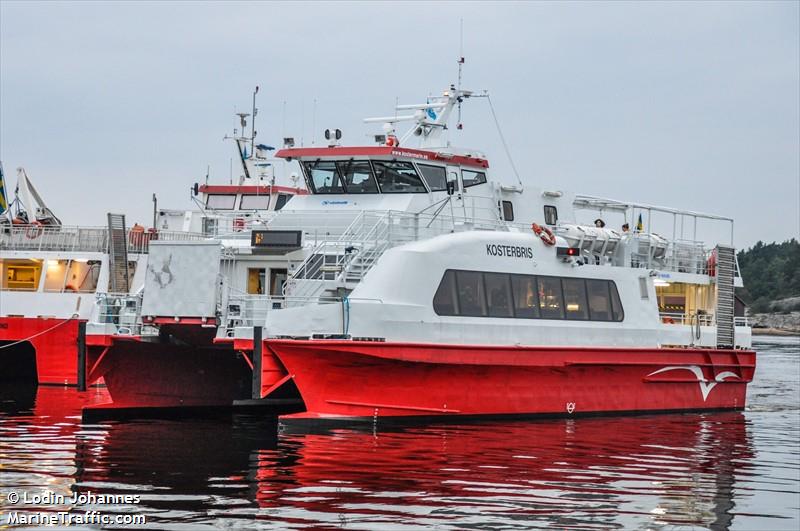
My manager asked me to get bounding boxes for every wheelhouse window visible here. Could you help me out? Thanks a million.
[544,205,558,225]
[336,160,379,193]
[304,161,345,194]
[240,194,270,210]
[206,194,236,209]
[433,269,623,322]
[372,161,427,193]
[417,164,447,192]
[461,169,487,188]
[275,193,291,210]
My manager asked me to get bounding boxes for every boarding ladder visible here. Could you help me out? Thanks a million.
[715,245,736,349]
[107,213,130,293]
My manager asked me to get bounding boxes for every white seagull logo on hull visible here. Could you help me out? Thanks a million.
[647,366,740,401]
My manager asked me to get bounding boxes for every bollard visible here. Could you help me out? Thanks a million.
[251,326,263,399]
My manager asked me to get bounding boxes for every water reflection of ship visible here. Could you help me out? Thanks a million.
[73,412,753,529]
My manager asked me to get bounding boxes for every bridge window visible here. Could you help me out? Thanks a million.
[373,161,427,193]
[206,194,236,209]
[417,164,447,191]
[304,161,345,194]
[462,169,487,188]
[240,195,270,210]
[337,161,379,193]
[433,269,623,322]
[275,193,291,210]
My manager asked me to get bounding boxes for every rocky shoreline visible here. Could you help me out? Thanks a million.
[749,311,800,336]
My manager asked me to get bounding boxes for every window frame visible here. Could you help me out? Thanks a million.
[336,160,380,194]
[416,163,448,192]
[432,269,624,322]
[205,194,237,210]
[239,194,271,210]
[303,160,346,194]
[502,201,514,221]
[372,160,429,194]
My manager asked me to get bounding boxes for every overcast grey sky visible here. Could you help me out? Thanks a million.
[1,1,798,249]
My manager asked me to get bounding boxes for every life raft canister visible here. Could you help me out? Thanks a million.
[25,221,43,239]
[531,222,556,246]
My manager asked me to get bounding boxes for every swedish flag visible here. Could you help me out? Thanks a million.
[635,213,644,232]
[0,162,8,214]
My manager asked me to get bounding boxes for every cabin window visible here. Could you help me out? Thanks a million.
[417,164,447,191]
[2,259,42,291]
[372,161,427,193]
[638,277,649,299]
[511,274,539,318]
[274,194,290,210]
[206,194,236,209]
[562,278,589,320]
[336,160,379,193]
[586,279,612,321]
[433,270,458,315]
[433,270,623,322]
[448,171,460,192]
[461,169,487,188]
[544,205,558,225]
[455,270,487,317]
[44,259,69,292]
[65,260,100,293]
[304,161,345,194]
[537,276,564,319]
[247,268,266,295]
[502,201,514,221]
[240,194,270,210]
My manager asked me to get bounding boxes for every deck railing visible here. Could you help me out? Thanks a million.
[0,225,206,254]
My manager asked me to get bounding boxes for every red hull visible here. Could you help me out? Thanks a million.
[0,316,80,385]
[266,340,756,423]
[86,337,253,408]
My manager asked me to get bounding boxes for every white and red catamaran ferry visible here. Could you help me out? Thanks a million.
[83,83,755,423]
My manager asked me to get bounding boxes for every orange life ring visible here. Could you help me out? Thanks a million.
[385,135,398,147]
[25,221,43,239]
[531,222,556,246]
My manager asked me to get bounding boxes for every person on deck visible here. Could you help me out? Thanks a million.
[594,218,606,228]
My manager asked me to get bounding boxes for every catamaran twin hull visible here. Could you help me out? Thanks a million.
[0,316,81,386]
[265,340,756,425]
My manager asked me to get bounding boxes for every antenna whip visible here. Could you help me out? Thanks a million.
[486,95,524,191]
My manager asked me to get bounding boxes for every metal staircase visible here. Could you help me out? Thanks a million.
[715,245,736,349]
[286,210,429,302]
[107,213,130,293]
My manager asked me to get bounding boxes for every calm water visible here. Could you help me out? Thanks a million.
[1,336,798,530]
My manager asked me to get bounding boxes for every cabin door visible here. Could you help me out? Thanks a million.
[270,269,288,296]
[446,166,468,219]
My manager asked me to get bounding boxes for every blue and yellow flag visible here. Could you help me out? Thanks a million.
[0,162,8,214]
[635,213,644,232]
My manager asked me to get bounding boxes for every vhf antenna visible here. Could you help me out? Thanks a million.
[456,18,465,130]
[250,85,259,155]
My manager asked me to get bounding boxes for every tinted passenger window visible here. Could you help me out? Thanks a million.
[418,164,447,191]
[484,273,513,318]
[537,277,564,319]
[433,270,458,316]
[562,278,589,320]
[462,169,487,188]
[337,161,378,193]
[456,270,486,317]
[586,279,612,321]
[511,275,539,318]
[274,194,290,210]
[373,161,427,193]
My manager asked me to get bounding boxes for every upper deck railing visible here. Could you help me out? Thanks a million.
[0,225,207,255]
